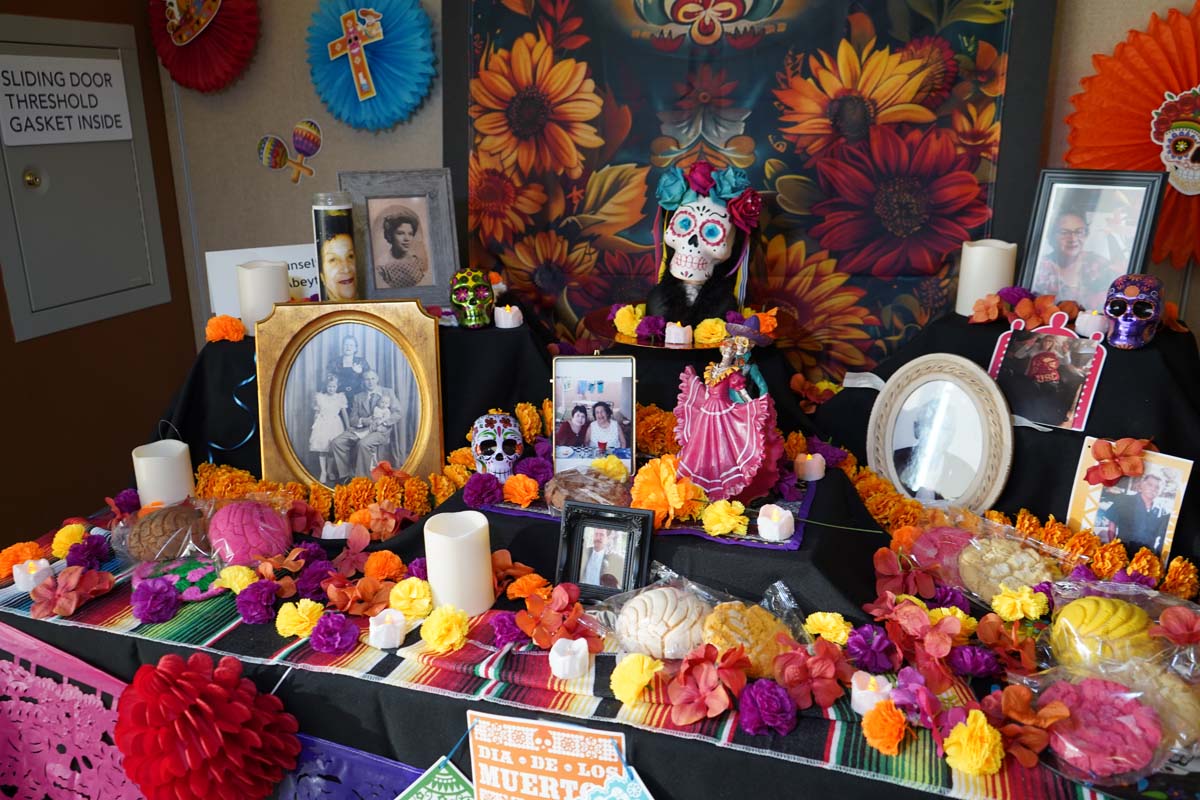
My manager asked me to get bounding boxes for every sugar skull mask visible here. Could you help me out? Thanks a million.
[451,268,494,328]
[663,196,735,283]
[471,413,524,483]
[1104,274,1163,350]
[1151,89,1200,195]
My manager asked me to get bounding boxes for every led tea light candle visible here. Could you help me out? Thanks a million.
[368,608,408,650]
[549,637,590,680]
[494,305,523,328]
[796,452,826,481]
[664,322,693,346]
[236,260,290,329]
[13,559,51,592]
[850,671,893,716]
[955,239,1017,316]
[131,440,195,507]
[756,504,794,542]
[1075,309,1109,340]
[321,521,352,540]
[423,510,494,616]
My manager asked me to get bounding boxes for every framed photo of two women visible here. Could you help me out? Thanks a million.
[1018,170,1166,313]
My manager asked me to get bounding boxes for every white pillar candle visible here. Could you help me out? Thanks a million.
[549,637,590,680]
[494,305,523,328]
[756,504,794,542]
[955,239,1017,316]
[1075,309,1109,340]
[13,559,51,592]
[237,260,291,329]
[131,440,195,507]
[368,608,408,649]
[796,452,826,481]
[850,671,893,716]
[423,510,494,616]
[665,322,693,346]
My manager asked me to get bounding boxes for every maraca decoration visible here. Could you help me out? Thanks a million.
[257,119,322,184]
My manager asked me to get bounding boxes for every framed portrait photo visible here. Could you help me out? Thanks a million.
[557,501,654,600]
[1066,437,1193,562]
[338,169,460,305]
[551,355,636,477]
[1018,169,1165,312]
[256,300,444,489]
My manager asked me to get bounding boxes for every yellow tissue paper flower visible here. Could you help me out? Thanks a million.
[804,611,852,646]
[928,606,977,644]
[390,577,433,620]
[51,524,86,560]
[614,304,645,338]
[694,318,728,345]
[610,653,663,705]
[276,599,324,638]
[515,402,542,443]
[991,585,1049,622]
[701,500,748,537]
[213,565,258,595]
[421,605,470,653]
[942,709,1004,776]
[590,454,629,483]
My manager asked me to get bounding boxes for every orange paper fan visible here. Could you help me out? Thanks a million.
[1065,3,1200,268]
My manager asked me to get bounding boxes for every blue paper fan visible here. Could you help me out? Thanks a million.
[306,0,436,131]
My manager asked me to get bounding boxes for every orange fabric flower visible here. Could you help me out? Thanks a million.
[970,295,1001,324]
[429,473,456,506]
[205,314,246,343]
[506,572,551,600]
[862,698,908,756]
[631,454,706,528]
[789,374,837,414]
[1090,539,1129,580]
[363,551,406,582]
[502,474,539,508]
[348,509,371,527]
[1057,300,1080,322]
[1008,295,1061,329]
[1085,438,1153,487]
[448,447,478,470]
[1163,556,1199,600]
[0,541,44,580]
[783,431,807,461]
[492,549,535,596]
[325,575,394,616]
[1128,547,1164,585]
[443,464,472,489]
[308,483,332,519]
[403,477,431,517]
[889,526,923,555]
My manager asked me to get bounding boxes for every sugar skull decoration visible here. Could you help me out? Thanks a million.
[471,413,524,483]
[450,267,495,328]
[1151,87,1200,195]
[1104,274,1164,350]
[647,160,762,326]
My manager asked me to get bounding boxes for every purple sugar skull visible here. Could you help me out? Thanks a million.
[1104,274,1163,350]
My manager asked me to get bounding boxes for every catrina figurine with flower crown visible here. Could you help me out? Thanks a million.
[647,160,762,326]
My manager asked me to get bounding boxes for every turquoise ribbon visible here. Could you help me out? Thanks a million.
[206,355,258,462]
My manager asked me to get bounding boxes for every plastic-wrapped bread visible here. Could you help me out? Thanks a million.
[702,601,790,678]
[1050,596,1156,666]
[614,586,711,659]
[957,537,1057,602]
[544,469,632,510]
[127,504,209,562]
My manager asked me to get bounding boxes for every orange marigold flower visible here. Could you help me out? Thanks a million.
[375,475,404,506]
[783,431,808,462]
[334,477,376,522]
[984,510,1012,527]
[631,454,706,528]
[308,483,332,519]
[515,402,542,443]
[1128,547,1164,585]
[1163,557,1199,600]
[363,550,407,582]
[280,482,309,503]
[635,404,681,458]
[890,525,923,554]
[448,447,478,471]
[429,473,456,506]
[502,474,539,508]
[541,398,555,436]
[506,572,551,600]
[1014,509,1041,537]
[840,451,858,472]
[403,477,431,517]
[1090,539,1129,580]
[1039,516,1073,548]
[348,509,372,527]
[1061,530,1100,568]
[195,463,259,500]
[0,541,44,580]
[443,464,472,489]
[256,480,282,495]
[205,314,246,343]
[889,500,923,530]
[862,698,909,756]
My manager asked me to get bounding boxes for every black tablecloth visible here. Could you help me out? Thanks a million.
[816,315,1200,564]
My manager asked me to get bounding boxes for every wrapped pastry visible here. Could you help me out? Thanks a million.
[1050,596,1155,666]
[544,469,632,510]
[123,503,209,562]
[1039,677,1162,781]
[208,500,292,566]
[702,601,790,678]
[614,586,711,659]
[956,537,1058,602]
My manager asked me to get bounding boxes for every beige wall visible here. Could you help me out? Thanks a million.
[1046,0,1196,311]
[161,0,445,348]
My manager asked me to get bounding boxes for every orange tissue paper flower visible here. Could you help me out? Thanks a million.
[631,454,706,528]
[363,551,407,582]
[507,572,551,600]
[205,314,246,343]
[862,698,909,756]
[970,295,1002,324]
[1090,539,1129,580]
[402,477,431,517]
[348,509,372,527]
[0,541,44,580]
[1163,556,1199,600]
[1128,547,1164,585]
[448,447,478,470]
[502,474,539,508]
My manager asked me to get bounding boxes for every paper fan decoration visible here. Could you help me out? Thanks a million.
[149,0,260,93]
[306,0,436,131]
[1065,3,1200,267]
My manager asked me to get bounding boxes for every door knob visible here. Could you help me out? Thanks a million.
[23,170,41,188]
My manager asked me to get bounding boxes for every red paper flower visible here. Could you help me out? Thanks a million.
[323,575,394,616]
[115,652,300,800]
[726,188,763,232]
[873,547,936,599]
[1149,605,1200,645]
[515,583,602,653]
[30,566,114,620]
[679,643,751,699]
[492,549,535,596]
[976,613,1038,675]
[332,525,370,576]
[772,634,852,710]
[668,661,730,726]
[1085,438,1155,487]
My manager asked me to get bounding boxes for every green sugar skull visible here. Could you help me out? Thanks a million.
[450,267,494,328]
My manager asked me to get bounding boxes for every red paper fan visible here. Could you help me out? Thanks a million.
[1065,3,1200,268]
[149,0,260,93]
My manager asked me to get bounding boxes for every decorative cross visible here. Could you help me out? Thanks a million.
[326,8,384,102]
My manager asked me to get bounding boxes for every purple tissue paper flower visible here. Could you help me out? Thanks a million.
[515,457,554,487]
[66,535,111,570]
[725,310,746,325]
[1031,581,1056,614]
[113,488,141,514]
[997,286,1036,307]
[296,560,336,601]
[1111,568,1157,588]
[739,679,797,737]
[806,437,848,468]
[1068,564,1098,582]
[534,436,552,461]
[294,541,327,567]
[131,577,182,624]
[947,645,1001,678]
[310,612,360,655]
[408,557,428,581]
[491,611,529,649]
[607,304,623,322]
[554,341,579,356]
[846,624,898,673]
[636,315,666,339]
[236,579,278,624]
[463,473,503,508]
[774,467,803,503]
[929,586,971,616]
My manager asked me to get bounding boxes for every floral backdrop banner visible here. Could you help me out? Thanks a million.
[467,0,1018,382]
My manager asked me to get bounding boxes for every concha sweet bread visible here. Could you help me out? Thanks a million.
[208,500,292,566]
[615,586,710,659]
[956,538,1057,601]
[1050,596,1155,666]
[702,601,790,678]
[127,504,209,562]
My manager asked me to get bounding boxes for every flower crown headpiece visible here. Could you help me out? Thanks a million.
[655,161,763,232]
[1151,87,1200,144]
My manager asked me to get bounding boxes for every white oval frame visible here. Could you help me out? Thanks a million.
[866,354,1013,513]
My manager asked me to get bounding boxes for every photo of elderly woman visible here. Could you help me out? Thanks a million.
[368,198,433,289]
[552,357,636,476]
